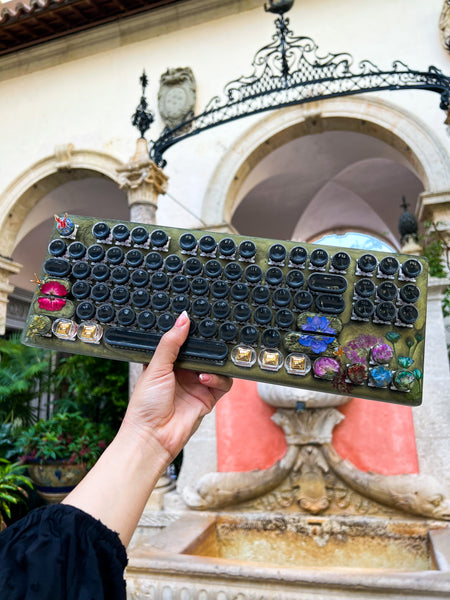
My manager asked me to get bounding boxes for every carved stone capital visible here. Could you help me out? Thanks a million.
[417,190,450,229]
[0,256,22,334]
[440,1,450,52]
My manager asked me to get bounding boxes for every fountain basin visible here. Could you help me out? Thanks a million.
[127,513,450,599]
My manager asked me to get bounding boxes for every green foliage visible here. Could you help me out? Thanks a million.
[54,354,128,430]
[422,221,450,319]
[0,458,33,524]
[14,412,114,469]
[0,333,52,427]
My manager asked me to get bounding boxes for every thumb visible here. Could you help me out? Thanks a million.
[147,311,190,378]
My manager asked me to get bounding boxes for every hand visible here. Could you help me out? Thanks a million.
[122,311,233,461]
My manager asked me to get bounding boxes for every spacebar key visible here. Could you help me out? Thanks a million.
[104,328,229,363]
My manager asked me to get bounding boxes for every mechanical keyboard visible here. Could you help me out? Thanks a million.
[21,214,428,406]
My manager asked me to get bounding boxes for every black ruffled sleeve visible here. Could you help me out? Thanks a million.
[0,504,127,600]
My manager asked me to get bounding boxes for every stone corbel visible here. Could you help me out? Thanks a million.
[54,143,74,170]
[439,1,450,52]
[0,256,22,335]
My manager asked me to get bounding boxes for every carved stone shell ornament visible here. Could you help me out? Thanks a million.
[439,1,450,52]
[157,67,196,130]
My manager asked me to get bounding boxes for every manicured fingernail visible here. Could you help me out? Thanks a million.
[175,310,189,327]
[199,373,211,384]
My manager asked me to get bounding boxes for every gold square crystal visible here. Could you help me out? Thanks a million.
[263,350,279,367]
[57,321,72,336]
[290,355,306,371]
[236,347,253,363]
[80,324,97,340]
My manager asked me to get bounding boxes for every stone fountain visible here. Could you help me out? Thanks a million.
[126,384,450,599]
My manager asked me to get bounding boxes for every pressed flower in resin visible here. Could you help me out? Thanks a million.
[38,296,66,311]
[41,281,68,297]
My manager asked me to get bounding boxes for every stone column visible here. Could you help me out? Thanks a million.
[0,256,22,335]
[117,139,172,509]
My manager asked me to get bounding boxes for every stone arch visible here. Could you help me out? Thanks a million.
[202,95,450,227]
[0,147,123,256]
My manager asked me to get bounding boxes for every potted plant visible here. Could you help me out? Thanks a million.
[0,458,33,531]
[15,412,114,504]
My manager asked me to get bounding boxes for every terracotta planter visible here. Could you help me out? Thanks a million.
[27,460,87,504]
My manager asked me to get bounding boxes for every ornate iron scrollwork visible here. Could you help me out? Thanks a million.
[148,12,450,167]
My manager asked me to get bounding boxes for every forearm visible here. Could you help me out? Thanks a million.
[62,423,171,548]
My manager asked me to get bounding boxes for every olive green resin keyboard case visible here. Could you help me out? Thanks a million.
[21,214,428,406]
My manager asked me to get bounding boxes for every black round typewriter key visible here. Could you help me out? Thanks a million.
[190,277,209,296]
[67,241,86,260]
[145,251,163,270]
[353,298,375,319]
[355,278,376,298]
[219,322,237,341]
[137,310,156,329]
[224,262,243,281]
[233,303,252,322]
[90,283,109,302]
[244,264,263,284]
[198,318,217,338]
[130,269,149,287]
[126,249,144,268]
[171,275,189,293]
[379,256,399,276]
[192,298,210,317]
[184,257,203,277]
[375,301,396,322]
[261,328,281,348]
[398,304,419,325]
[189,319,197,335]
[286,270,304,289]
[117,307,135,327]
[212,300,231,319]
[71,280,90,299]
[254,306,272,325]
[240,325,258,345]
[265,267,283,287]
[76,301,96,320]
[238,240,256,260]
[275,308,294,329]
[158,313,175,332]
[92,222,110,240]
[331,251,351,271]
[377,281,398,302]
[401,258,422,279]
[72,261,91,279]
[111,266,129,285]
[165,254,183,273]
[204,259,223,278]
[310,248,329,268]
[151,292,170,311]
[111,286,129,305]
[112,223,130,242]
[269,244,287,263]
[87,244,105,262]
[357,253,377,273]
[48,239,66,257]
[218,237,236,257]
[199,235,217,254]
[151,272,169,290]
[179,232,197,252]
[293,290,313,310]
[132,289,150,308]
[289,246,307,266]
[171,294,190,313]
[399,283,420,304]
[252,285,270,304]
[97,303,115,323]
[150,229,168,248]
[230,283,249,302]
[91,263,109,282]
[105,246,123,265]
[130,226,148,245]
[211,280,229,299]
[272,288,292,307]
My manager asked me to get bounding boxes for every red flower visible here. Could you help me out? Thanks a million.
[38,297,66,311]
[41,281,67,297]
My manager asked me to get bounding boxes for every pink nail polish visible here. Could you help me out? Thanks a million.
[175,310,189,327]
[199,373,211,384]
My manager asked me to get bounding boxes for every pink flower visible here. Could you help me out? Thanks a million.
[38,297,66,311]
[41,281,67,297]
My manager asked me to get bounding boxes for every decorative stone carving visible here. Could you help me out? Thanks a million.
[54,143,74,170]
[440,1,450,52]
[322,444,450,520]
[158,67,196,130]
[0,256,22,335]
[258,382,349,408]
